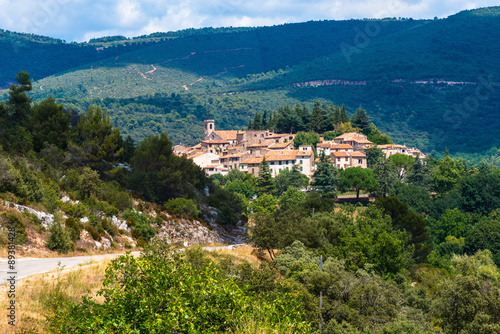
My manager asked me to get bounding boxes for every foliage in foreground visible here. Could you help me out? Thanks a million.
[44,240,314,333]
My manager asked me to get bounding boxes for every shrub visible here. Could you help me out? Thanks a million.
[47,223,74,253]
[164,198,200,218]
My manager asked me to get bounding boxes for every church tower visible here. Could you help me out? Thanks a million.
[204,119,215,140]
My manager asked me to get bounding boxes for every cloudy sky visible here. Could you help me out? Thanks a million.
[0,0,497,42]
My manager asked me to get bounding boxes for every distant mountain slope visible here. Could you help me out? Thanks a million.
[1,6,499,161]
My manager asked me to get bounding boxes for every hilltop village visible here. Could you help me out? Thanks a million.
[174,120,426,177]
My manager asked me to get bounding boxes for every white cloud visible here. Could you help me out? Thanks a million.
[0,0,497,41]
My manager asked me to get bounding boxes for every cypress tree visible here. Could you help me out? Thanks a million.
[340,104,349,123]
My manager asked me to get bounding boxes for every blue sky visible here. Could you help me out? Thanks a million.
[0,0,498,42]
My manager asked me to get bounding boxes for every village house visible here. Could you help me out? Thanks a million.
[187,152,221,168]
[334,132,373,150]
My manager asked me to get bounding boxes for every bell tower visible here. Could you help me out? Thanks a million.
[204,119,215,140]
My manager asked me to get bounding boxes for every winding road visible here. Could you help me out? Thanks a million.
[0,244,244,283]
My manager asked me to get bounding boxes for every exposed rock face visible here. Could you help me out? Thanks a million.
[3,201,54,228]
[155,218,222,245]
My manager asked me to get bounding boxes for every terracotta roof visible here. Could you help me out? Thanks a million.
[214,130,238,140]
[332,151,350,157]
[334,132,366,140]
[247,140,274,148]
[352,138,374,144]
[187,152,206,160]
[317,143,331,148]
[349,151,366,157]
[269,142,292,149]
[331,143,353,149]
[265,151,298,161]
[201,140,229,145]
[241,157,263,164]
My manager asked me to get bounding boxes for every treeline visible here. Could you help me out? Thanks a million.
[249,100,392,145]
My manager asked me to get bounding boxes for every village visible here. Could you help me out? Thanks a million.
[173,119,426,178]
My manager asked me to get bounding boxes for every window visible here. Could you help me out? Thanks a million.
[279,161,282,165]
[251,168,254,174]
[337,158,341,162]
[210,124,213,129]
[300,166,303,171]
[358,159,362,164]
[271,161,275,165]
[286,160,289,165]
[345,157,348,162]
[300,160,303,164]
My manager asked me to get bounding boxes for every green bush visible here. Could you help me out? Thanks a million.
[122,210,156,242]
[163,198,200,218]
[47,223,74,253]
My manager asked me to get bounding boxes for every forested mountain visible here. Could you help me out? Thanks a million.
[1,6,500,161]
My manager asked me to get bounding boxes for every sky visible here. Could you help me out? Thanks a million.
[0,0,497,42]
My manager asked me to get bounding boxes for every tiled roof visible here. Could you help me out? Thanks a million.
[349,151,366,158]
[334,132,366,140]
[378,144,407,149]
[269,142,292,149]
[201,140,230,145]
[203,165,228,170]
[247,140,274,148]
[241,157,263,164]
[331,143,353,149]
[317,143,331,148]
[352,138,374,144]
[332,151,350,157]
[214,130,238,140]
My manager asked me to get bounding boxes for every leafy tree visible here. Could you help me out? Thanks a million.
[429,208,483,245]
[432,153,466,195]
[465,218,500,266]
[431,251,500,334]
[367,124,391,145]
[312,153,339,198]
[373,159,398,197]
[224,179,255,198]
[389,181,431,214]
[333,205,413,275]
[339,167,378,199]
[376,196,431,263]
[256,157,275,195]
[350,106,371,135]
[293,131,320,149]
[250,193,278,214]
[460,172,500,215]
[279,186,306,211]
[249,213,280,260]
[78,167,101,199]
[389,153,415,180]
[275,164,309,195]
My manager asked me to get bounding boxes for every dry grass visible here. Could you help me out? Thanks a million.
[209,245,270,267]
[0,259,111,333]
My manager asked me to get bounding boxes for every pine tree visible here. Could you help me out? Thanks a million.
[405,159,431,188]
[248,119,253,130]
[253,112,263,130]
[262,110,268,129]
[340,104,349,123]
[351,106,371,135]
[311,152,338,197]
[257,157,276,195]
[310,100,324,133]
[333,106,341,126]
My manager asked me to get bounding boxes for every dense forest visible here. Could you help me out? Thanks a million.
[2,71,500,333]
